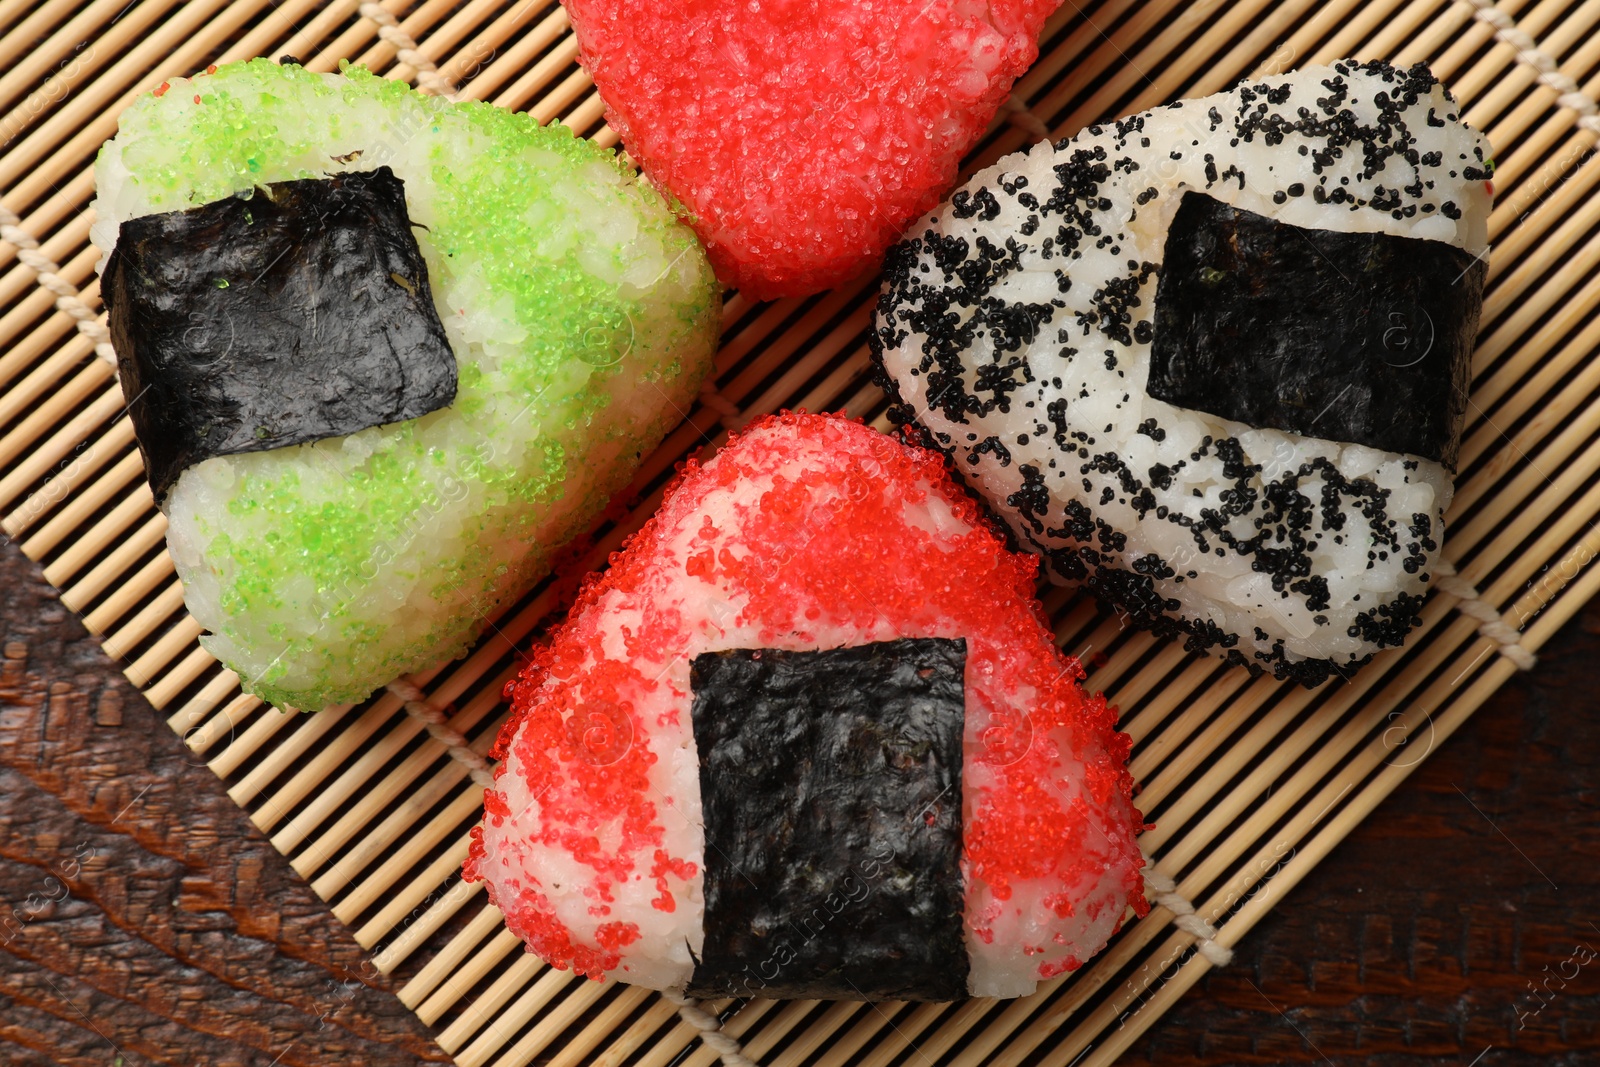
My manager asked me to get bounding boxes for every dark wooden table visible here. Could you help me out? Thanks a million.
[2,534,1596,1066]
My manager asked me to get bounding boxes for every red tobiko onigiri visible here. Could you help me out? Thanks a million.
[466,412,1146,1000]
[563,0,1063,298]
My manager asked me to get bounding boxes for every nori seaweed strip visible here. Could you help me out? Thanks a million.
[104,167,456,502]
[1147,191,1485,470]
[687,639,968,1002]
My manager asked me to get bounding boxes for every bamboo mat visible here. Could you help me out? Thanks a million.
[2,0,1597,1063]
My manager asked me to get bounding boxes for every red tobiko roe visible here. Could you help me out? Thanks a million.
[562,0,1062,300]
[465,412,1147,983]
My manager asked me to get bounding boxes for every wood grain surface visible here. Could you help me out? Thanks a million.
[0,536,451,1066]
[1,531,1596,1067]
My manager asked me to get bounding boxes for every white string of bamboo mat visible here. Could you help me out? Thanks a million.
[357,1,461,101]
[385,678,496,787]
[1456,0,1600,135]
[1140,863,1234,967]
[661,990,759,1067]
[1002,94,1052,141]
[0,200,115,367]
[698,381,744,431]
[1432,558,1538,669]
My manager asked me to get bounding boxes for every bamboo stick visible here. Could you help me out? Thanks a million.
[305,735,488,895]
[0,1,83,67]
[538,986,659,1067]
[83,554,176,634]
[0,0,182,146]
[100,580,185,659]
[53,505,163,604]
[337,804,478,925]
[0,364,117,503]
[416,921,521,1024]
[441,951,546,1054]
[144,643,220,708]
[453,2,562,102]
[481,977,614,1067]
[119,614,202,689]
[14,435,140,551]
[227,700,364,805]
[352,827,479,944]
[167,675,250,751]
[280,685,505,867]
[574,997,693,1067]
[389,888,494,996]
[206,699,300,779]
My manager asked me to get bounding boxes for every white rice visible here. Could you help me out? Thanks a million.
[872,60,1493,683]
